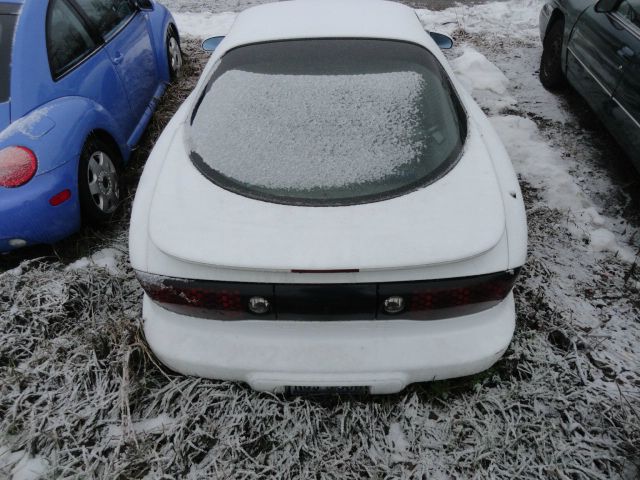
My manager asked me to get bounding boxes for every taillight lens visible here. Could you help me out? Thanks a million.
[378,269,520,320]
[136,269,520,321]
[0,146,38,187]
[136,272,274,319]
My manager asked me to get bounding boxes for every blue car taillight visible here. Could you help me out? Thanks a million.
[0,146,37,187]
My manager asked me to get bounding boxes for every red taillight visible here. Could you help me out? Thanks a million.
[379,270,519,320]
[0,146,38,187]
[136,272,274,320]
[136,269,520,321]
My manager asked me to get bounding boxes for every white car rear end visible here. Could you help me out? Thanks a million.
[129,0,527,394]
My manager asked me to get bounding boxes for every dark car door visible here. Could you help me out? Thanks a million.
[609,1,640,165]
[566,4,630,114]
[72,0,158,135]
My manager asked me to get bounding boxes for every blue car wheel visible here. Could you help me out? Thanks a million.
[78,137,122,224]
[166,29,182,81]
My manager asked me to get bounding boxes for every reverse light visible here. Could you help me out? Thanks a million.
[383,296,405,314]
[0,146,37,187]
[248,296,270,314]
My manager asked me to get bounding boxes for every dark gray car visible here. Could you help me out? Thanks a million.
[539,0,640,169]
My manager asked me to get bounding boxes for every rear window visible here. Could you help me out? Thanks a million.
[0,12,17,103]
[188,39,467,206]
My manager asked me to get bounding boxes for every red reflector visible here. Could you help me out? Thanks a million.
[0,146,38,187]
[49,189,72,206]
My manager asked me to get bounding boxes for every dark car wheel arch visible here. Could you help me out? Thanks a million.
[540,16,568,90]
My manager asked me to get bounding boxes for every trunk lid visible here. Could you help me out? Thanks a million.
[148,125,506,271]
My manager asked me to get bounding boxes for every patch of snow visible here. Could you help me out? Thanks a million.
[450,48,516,112]
[65,248,123,274]
[386,422,409,454]
[0,107,53,142]
[416,0,543,40]
[0,265,22,278]
[173,11,237,38]
[11,455,48,480]
[108,415,177,442]
[490,115,635,262]
[0,447,48,480]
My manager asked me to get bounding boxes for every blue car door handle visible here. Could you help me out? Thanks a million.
[112,52,124,65]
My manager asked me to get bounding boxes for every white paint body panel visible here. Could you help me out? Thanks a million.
[148,125,506,271]
[129,0,527,392]
[143,293,515,394]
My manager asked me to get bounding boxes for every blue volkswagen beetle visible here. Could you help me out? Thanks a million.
[0,0,181,252]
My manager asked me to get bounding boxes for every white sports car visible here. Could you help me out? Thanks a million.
[129,0,527,394]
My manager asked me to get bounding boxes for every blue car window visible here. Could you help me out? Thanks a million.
[47,0,97,79]
[0,13,17,102]
[618,0,640,29]
[73,0,135,39]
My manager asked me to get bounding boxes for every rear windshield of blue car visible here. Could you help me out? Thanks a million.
[188,39,467,206]
[0,12,17,103]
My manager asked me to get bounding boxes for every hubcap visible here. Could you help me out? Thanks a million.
[168,37,182,74]
[87,151,119,214]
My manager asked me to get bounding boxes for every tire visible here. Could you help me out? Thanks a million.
[166,29,182,81]
[540,20,567,90]
[78,137,122,225]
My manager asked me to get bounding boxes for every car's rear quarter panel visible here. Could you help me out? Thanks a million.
[144,1,178,82]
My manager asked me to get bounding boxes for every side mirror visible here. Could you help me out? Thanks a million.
[595,0,621,12]
[430,32,454,49]
[135,0,154,11]
[202,36,225,52]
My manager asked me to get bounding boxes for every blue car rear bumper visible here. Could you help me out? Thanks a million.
[0,160,80,252]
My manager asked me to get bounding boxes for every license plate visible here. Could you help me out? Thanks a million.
[285,385,369,396]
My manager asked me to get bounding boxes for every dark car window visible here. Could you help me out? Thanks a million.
[47,0,97,78]
[73,0,135,39]
[188,39,467,206]
[0,13,17,102]
[618,0,640,28]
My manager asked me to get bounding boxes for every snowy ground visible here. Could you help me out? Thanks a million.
[1,0,639,478]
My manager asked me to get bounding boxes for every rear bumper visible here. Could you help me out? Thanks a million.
[143,293,516,394]
[0,161,80,252]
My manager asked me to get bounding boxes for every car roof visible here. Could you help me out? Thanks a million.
[220,0,428,52]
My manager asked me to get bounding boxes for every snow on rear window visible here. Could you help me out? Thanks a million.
[188,39,466,206]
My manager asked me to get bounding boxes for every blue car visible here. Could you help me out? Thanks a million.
[0,0,181,252]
